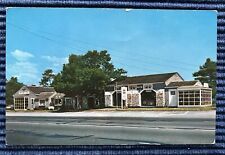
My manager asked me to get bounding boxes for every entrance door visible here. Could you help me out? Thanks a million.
[112,91,121,107]
[24,97,29,110]
[168,89,178,107]
[31,98,35,109]
[65,98,72,108]
[141,90,156,106]
[88,97,95,109]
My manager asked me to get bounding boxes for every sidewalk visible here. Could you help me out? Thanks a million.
[6,110,216,119]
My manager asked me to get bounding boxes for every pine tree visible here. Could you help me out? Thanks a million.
[39,69,55,86]
[193,58,216,99]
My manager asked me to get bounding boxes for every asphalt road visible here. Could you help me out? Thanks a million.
[6,115,215,145]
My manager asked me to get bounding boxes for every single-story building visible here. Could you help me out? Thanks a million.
[166,80,212,107]
[104,72,212,107]
[63,94,104,111]
[13,85,65,110]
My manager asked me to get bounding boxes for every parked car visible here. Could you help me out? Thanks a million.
[48,106,55,110]
[6,105,14,110]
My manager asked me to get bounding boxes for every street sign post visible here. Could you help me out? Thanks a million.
[121,87,127,109]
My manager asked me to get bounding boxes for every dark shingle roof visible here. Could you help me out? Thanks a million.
[166,80,198,87]
[27,86,55,94]
[111,72,180,85]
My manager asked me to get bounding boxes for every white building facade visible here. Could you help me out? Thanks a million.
[13,86,65,110]
[104,72,212,108]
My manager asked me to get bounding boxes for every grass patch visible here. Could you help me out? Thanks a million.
[95,106,216,111]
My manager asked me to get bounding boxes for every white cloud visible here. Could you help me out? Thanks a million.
[11,49,34,61]
[8,49,39,85]
[8,51,68,85]
[7,61,39,84]
[42,55,68,67]
[125,9,132,12]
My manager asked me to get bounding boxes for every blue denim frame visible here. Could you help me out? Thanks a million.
[0,0,224,154]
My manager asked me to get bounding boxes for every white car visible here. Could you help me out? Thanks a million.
[48,106,55,110]
[6,105,14,110]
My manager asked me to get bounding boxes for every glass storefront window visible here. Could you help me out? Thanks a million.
[178,90,202,106]
[178,89,211,106]
[14,98,25,109]
[201,90,212,105]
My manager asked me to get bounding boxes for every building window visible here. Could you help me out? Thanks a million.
[19,90,29,95]
[201,90,211,105]
[170,91,175,95]
[31,99,34,105]
[34,99,38,102]
[178,90,201,106]
[65,98,72,105]
[116,86,122,90]
[40,100,45,106]
[137,85,143,91]
[14,98,25,109]
[129,85,137,90]
[144,84,152,90]
[95,99,100,106]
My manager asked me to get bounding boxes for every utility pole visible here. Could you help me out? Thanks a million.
[116,82,118,109]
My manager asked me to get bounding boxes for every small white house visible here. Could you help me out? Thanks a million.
[13,85,65,110]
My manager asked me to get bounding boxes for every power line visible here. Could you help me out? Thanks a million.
[7,22,85,54]
[32,25,200,67]
[40,27,199,71]
[8,22,160,73]
[8,22,201,68]
[43,29,200,68]
[111,54,195,71]
[7,22,199,73]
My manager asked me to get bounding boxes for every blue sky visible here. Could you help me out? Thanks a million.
[6,8,217,85]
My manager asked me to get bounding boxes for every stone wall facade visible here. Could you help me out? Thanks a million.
[156,90,165,107]
[105,95,111,107]
[127,93,140,107]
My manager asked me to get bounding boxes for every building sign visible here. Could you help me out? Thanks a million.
[121,87,127,100]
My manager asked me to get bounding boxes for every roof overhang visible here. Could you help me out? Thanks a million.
[177,86,212,90]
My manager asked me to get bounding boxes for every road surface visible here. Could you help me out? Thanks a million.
[6,111,215,145]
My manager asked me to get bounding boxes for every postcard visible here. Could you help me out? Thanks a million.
[6,8,216,145]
